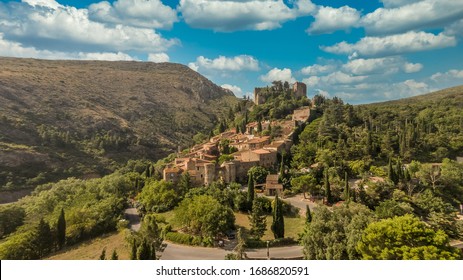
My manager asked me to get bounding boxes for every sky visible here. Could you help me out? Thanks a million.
[0,0,463,103]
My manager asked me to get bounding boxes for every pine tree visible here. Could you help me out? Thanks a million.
[99,248,106,260]
[271,194,285,239]
[324,170,332,204]
[247,173,255,210]
[305,205,312,223]
[57,208,66,249]
[248,199,267,239]
[110,249,118,260]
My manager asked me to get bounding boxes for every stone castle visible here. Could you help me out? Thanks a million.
[254,81,307,105]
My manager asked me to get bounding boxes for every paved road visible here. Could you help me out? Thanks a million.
[160,241,303,260]
[124,207,141,232]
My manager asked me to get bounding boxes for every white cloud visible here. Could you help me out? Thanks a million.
[148,53,170,63]
[308,6,360,35]
[300,63,336,75]
[323,71,368,85]
[342,57,423,75]
[0,1,178,53]
[0,32,137,61]
[403,62,423,73]
[362,0,463,35]
[22,0,62,9]
[322,31,456,58]
[178,0,316,32]
[444,19,463,37]
[302,76,320,87]
[88,0,178,29]
[431,69,463,82]
[380,0,422,9]
[189,55,260,72]
[260,68,296,83]
[221,84,243,96]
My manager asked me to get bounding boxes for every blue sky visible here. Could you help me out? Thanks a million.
[1,0,463,103]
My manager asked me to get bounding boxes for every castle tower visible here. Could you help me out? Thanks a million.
[253,87,266,105]
[292,82,307,98]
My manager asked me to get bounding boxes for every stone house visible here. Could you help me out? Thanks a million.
[264,174,283,196]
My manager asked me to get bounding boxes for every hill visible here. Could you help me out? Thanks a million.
[0,57,238,190]
[362,85,463,107]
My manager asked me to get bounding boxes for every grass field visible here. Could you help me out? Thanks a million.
[47,231,130,260]
[234,212,305,240]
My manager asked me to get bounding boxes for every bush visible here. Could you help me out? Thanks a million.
[165,232,194,245]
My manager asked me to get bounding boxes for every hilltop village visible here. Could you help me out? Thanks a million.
[163,82,311,196]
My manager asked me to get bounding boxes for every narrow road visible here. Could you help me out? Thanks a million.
[160,241,303,260]
[124,207,141,232]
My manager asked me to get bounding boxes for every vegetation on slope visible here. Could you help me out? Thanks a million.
[0,57,238,190]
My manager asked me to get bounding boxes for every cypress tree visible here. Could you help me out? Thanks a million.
[33,218,53,259]
[57,208,66,249]
[257,120,262,133]
[247,173,255,210]
[388,158,397,184]
[278,153,285,184]
[324,170,332,204]
[137,239,151,260]
[110,249,118,260]
[130,239,137,260]
[271,194,284,239]
[344,172,350,202]
[249,199,267,239]
[305,204,312,223]
[99,248,106,260]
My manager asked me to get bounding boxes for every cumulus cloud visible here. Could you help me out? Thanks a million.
[260,68,296,83]
[189,55,260,72]
[221,84,243,96]
[148,53,170,63]
[300,63,336,75]
[431,69,463,82]
[444,19,463,37]
[380,0,421,8]
[88,0,178,29]
[342,57,423,75]
[0,1,178,53]
[0,32,137,61]
[178,0,316,32]
[362,0,463,35]
[308,6,361,35]
[322,31,456,58]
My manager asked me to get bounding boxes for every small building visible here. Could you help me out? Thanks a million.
[292,106,311,123]
[264,174,283,196]
[163,166,182,184]
[247,136,270,150]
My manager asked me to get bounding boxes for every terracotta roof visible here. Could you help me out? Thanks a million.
[164,167,181,173]
[252,149,272,155]
[247,136,270,144]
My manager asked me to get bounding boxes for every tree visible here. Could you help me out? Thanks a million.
[344,172,350,202]
[57,208,66,249]
[110,249,118,260]
[99,248,106,260]
[174,195,235,238]
[140,214,163,249]
[130,239,137,260]
[137,239,151,260]
[32,218,54,259]
[271,194,284,239]
[357,215,461,260]
[248,199,267,239]
[234,228,246,260]
[324,170,332,204]
[247,173,255,209]
[305,205,312,223]
[302,204,374,260]
[291,174,318,199]
[247,166,269,184]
